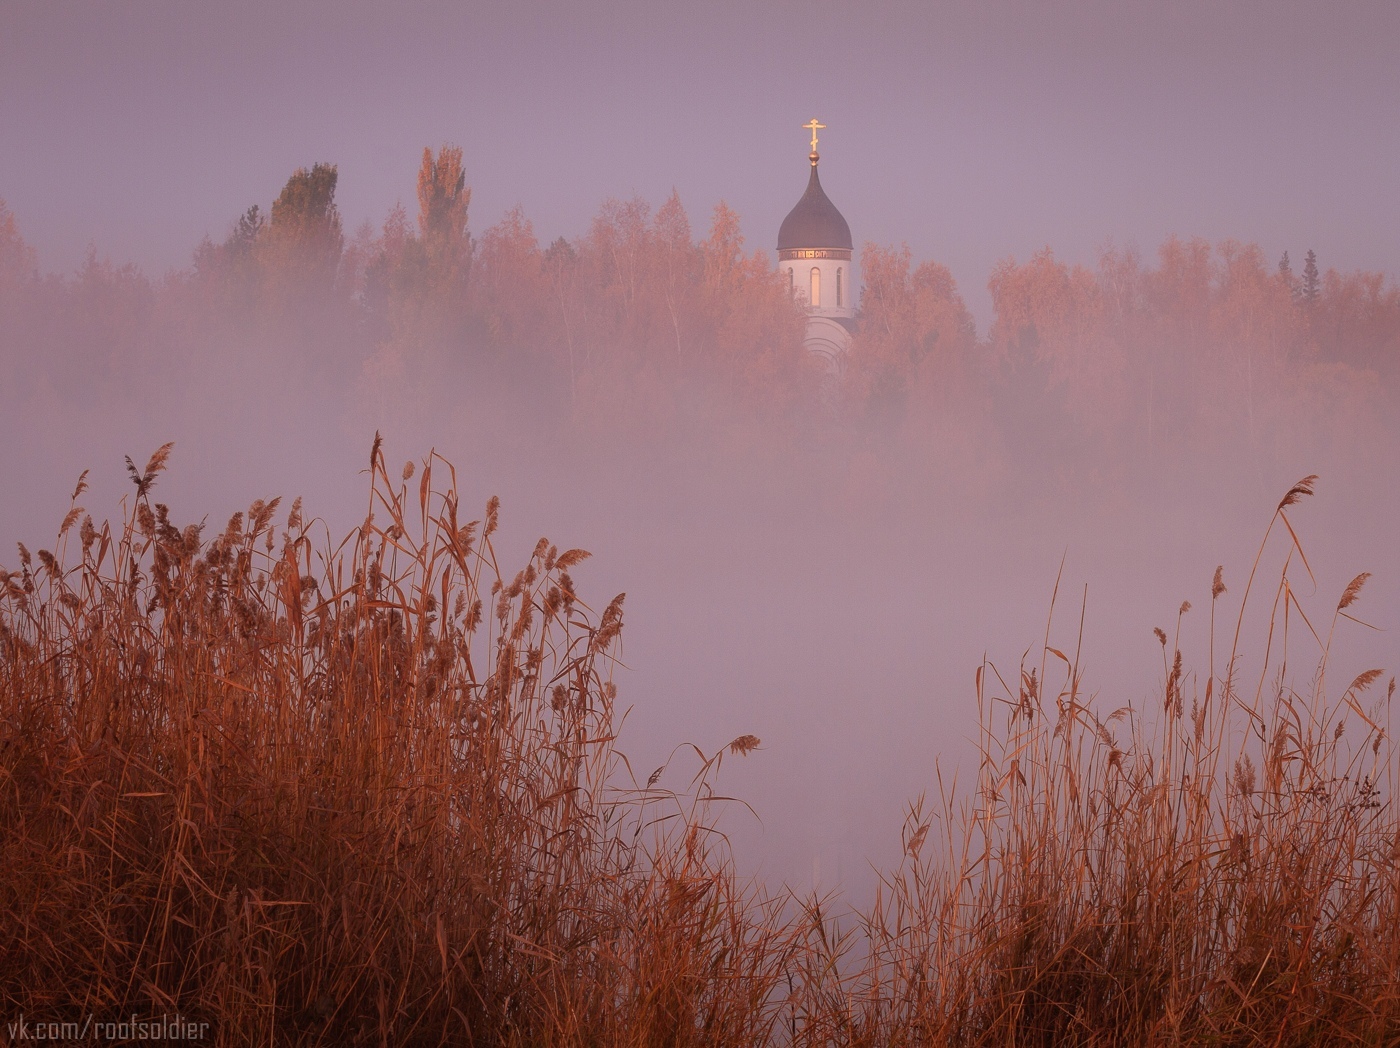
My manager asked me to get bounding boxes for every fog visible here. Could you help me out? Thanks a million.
[4,400,1394,903]
[3,176,1396,908]
[3,1,1399,906]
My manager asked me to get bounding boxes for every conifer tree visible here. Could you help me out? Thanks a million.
[1301,248,1321,307]
[191,203,265,307]
[227,205,264,258]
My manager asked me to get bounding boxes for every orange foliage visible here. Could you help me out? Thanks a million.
[981,235,1396,482]
[3,152,1397,482]
[1314,269,1400,378]
[472,206,548,357]
[0,199,38,294]
[988,248,1128,440]
[849,244,978,426]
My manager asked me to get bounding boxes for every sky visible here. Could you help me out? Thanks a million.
[4,0,1398,327]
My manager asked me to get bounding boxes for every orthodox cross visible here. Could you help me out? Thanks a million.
[803,119,826,153]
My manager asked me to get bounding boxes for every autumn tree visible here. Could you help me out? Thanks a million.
[846,246,961,423]
[59,250,159,392]
[0,199,37,303]
[538,194,816,440]
[360,204,412,338]
[1141,236,1214,443]
[987,248,1128,450]
[1313,268,1400,379]
[817,240,980,469]
[696,202,812,422]
[653,191,698,362]
[1205,240,1300,447]
[0,200,41,406]
[258,163,344,303]
[227,205,265,259]
[903,258,979,407]
[471,206,549,370]
[191,204,265,316]
[414,145,472,295]
[699,201,744,298]
[848,243,922,424]
[577,197,669,373]
[544,236,584,407]
[354,147,475,384]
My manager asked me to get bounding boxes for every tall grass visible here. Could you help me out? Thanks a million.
[0,438,785,1046]
[787,477,1400,1046]
[2,447,1396,1045]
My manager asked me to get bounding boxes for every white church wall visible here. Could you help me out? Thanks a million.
[803,315,853,374]
[779,255,856,319]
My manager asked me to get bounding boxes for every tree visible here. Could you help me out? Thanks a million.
[850,243,977,432]
[653,190,695,360]
[0,198,37,294]
[228,205,264,258]
[1300,249,1321,307]
[986,247,1130,465]
[545,237,583,407]
[473,206,546,361]
[192,204,265,303]
[1209,240,1299,447]
[700,202,744,297]
[1142,236,1214,440]
[361,204,411,336]
[415,145,471,291]
[259,163,344,302]
[1311,268,1400,378]
[697,203,811,420]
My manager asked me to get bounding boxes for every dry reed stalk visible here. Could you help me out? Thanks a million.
[5,451,1397,1046]
[791,475,1399,1046]
[0,439,779,1047]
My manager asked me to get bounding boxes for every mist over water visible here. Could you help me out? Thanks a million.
[2,165,1398,910]
[9,6,1400,1036]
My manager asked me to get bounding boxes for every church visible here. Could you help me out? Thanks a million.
[777,119,856,373]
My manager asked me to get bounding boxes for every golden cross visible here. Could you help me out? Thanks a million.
[803,119,826,152]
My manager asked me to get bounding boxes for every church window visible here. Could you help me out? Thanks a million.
[810,267,821,307]
[788,268,793,292]
[836,268,843,307]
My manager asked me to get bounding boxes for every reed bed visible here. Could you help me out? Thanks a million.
[3,448,1396,1046]
[785,476,1400,1046]
[0,438,786,1046]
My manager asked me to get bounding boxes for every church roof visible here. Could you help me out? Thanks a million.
[777,157,852,251]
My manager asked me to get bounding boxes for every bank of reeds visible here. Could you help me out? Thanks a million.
[3,448,1396,1046]
[0,438,786,1045]
[785,476,1400,1046]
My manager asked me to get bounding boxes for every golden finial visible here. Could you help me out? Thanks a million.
[802,118,826,154]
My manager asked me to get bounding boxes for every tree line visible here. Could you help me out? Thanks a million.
[2,146,1396,489]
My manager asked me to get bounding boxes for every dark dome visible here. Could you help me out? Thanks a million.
[777,160,852,251]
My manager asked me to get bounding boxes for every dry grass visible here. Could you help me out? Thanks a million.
[0,438,786,1046]
[787,477,1400,1046]
[3,447,1397,1046]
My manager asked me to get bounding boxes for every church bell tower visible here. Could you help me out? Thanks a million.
[778,119,856,371]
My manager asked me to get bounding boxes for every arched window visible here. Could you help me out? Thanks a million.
[836,267,843,307]
[810,267,821,307]
[788,267,794,292]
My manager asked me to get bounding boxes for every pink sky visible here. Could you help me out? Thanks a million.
[4,0,1397,327]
